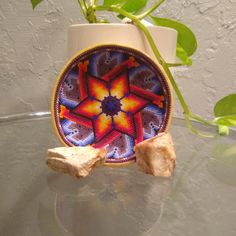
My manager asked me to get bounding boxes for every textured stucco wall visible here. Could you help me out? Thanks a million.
[0,0,236,118]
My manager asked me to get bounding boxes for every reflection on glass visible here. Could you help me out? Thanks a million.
[208,143,236,186]
[44,167,172,236]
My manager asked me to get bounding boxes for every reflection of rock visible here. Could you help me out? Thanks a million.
[208,143,236,186]
[47,166,172,236]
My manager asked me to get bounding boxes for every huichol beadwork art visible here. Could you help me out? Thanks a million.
[53,45,172,164]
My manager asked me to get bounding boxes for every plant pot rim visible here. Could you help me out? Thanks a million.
[69,23,177,34]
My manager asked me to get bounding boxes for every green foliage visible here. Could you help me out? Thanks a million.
[218,125,230,136]
[150,16,197,65]
[103,0,147,14]
[176,45,192,66]
[120,0,147,14]
[30,0,235,135]
[31,0,44,9]
[103,0,128,7]
[214,94,236,127]
[105,0,148,18]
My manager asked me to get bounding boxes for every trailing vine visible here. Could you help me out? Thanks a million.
[31,0,236,136]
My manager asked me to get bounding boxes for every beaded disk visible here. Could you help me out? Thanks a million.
[52,45,173,165]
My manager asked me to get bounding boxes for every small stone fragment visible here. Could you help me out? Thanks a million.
[135,132,176,177]
[46,146,106,178]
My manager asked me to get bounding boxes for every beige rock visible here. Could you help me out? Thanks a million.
[135,132,176,177]
[46,146,106,178]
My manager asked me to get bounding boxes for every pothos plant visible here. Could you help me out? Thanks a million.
[31,0,236,137]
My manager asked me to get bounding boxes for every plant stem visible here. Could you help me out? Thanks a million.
[136,22,216,132]
[214,114,236,123]
[190,113,215,126]
[87,7,98,23]
[137,0,166,20]
[78,0,88,18]
[93,5,215,134]
[167,63,184,67]
[94,5,191,115]
[184,113,215,137]
[90,0,96,5]
[94,5,138,20]
[137,21,191,113]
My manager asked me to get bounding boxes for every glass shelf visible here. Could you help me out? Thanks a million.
[0,113,235,236]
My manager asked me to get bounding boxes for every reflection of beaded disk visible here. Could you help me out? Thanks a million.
[52,44,173,165]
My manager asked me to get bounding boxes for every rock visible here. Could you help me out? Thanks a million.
[46,146,106,178]
[135,132,176,177]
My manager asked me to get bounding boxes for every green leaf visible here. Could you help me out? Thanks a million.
[214,94,236,127]
[150,16,198,57]
[116,0,148,19]
[215,116,236,127]
[121,0,147,14]
[176,44,192,65]
[103,0,128,7]
[218,125,230,136]
[31,0,44,9]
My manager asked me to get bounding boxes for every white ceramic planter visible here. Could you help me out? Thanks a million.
[68,23,177,63]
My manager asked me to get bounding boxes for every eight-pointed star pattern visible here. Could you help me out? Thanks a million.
[59,56,164,148]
